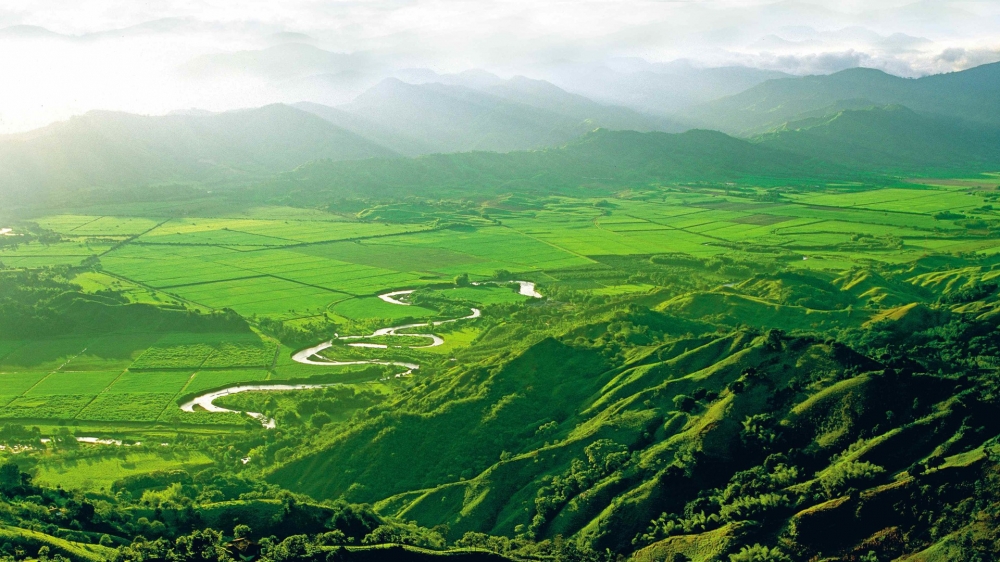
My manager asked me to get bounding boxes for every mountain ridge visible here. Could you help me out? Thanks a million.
[0,103,397,198]
[686,61,1000,135]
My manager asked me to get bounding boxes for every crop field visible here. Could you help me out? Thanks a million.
[78,393,178,422]
[166,276,348,318]
[0,240,114,268]
[34,215,164,236]
[0,337,92,371]
[0,330,303,425]
[33,450,215,491]
[27,371,124,395]
[107,371,194,394]
[13,183,996,324]
[132,217,430,246]
[183,369,270,394]
[4,180,999,429]
[788,186,984,214]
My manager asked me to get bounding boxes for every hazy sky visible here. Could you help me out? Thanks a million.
[1,0,998,133]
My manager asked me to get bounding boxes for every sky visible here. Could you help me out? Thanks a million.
[0,0,998,133]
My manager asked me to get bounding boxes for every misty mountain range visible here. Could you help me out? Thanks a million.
[2,59,1000,201]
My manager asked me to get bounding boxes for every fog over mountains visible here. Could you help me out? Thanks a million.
[1,0,999,133]
[3,57,1000,201]
[0,0,999,202]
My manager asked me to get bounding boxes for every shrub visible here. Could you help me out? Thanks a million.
[819,460,885,499]
[729,544,791,562]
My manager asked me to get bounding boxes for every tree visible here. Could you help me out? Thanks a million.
[233,525,252,540]
[729,544,791,562]
[454,273,470,287]
[362,525,402,545]
[310,413,332,429]
[0,461,24,494]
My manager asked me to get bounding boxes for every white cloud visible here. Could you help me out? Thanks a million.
[0,0,997,132]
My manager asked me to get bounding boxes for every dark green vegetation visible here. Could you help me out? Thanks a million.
[3,61,1000,561]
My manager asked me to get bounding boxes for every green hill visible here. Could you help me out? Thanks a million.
[687,62,1000,135]
[265,128,842,200]
[479,76,684,134]
[755,105,1000,172]
[335,78,679,154]
[0,104,396,200]
[254,255,1000,559]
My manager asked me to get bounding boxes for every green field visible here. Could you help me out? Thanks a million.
[32,450,215,491]
[5,166,1000,562]
[7,39,1000,562]
[13,182,989,329]
[4,181,997,429]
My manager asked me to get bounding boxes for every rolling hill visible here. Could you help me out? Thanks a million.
[293,101,438,156]
[0,104,396,199]
[686,61,1000,135]
[261,257,1000,558]
[331,78,683,154]
[479,76,684,133]
[264,128,843,200]
[754,105,1000,172]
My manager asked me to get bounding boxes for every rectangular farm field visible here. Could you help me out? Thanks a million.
[0,372,50,395]
[0,341,25,362]
[76,393,176,422]
[201,334,279,368]
[0,395,94,420]
[0,337,91,371]
[26,371,123,395]
[60,333,162,371]
[107,371,193,394]
[130,333,218,369]
[166,276,348,318]
[183,369,270,394]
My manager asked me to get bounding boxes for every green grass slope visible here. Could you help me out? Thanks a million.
[755,105,1000,173]
[265,128,844,200]
[0,525,113,562]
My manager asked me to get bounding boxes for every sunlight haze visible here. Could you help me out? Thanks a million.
[1,0,998,133]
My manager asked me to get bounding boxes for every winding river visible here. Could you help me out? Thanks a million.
[179,281,541,428]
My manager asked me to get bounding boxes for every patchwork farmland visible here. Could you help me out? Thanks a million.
[2,179,999,428]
